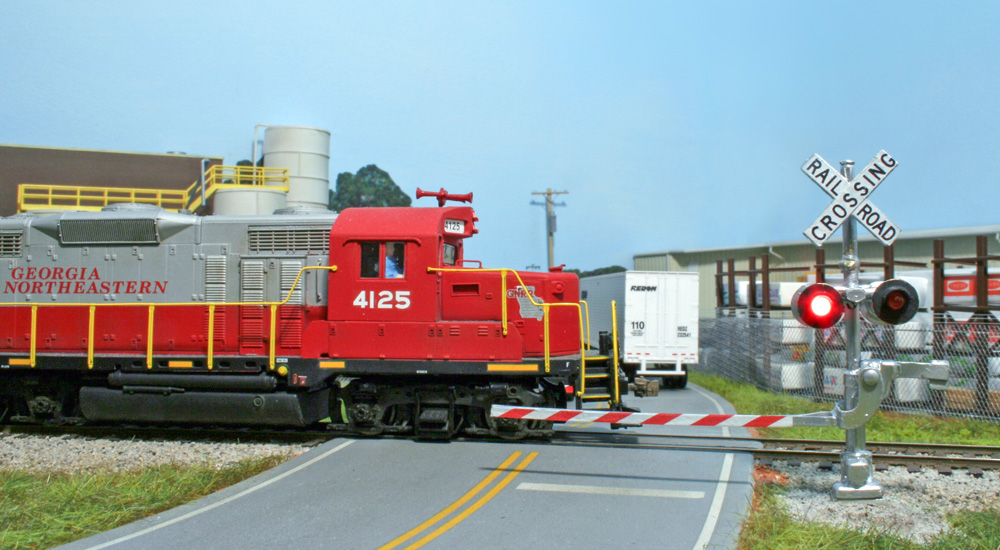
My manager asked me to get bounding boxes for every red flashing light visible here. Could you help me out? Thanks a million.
[791,283,845,329]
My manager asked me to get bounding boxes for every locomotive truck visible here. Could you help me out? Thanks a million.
[0,190,624,438]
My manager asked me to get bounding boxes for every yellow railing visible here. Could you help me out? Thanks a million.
[184,165,290,212]
[610,300,621,404]
[17,165,290,214]
[17,184,189,212]
[2,265,335,372]
[427,267,588,378]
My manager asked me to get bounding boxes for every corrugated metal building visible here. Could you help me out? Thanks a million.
[634,226,1000,318]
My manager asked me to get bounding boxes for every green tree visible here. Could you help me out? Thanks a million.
[329,165,412,211]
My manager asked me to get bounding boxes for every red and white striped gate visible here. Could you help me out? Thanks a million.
[491,405,836,428]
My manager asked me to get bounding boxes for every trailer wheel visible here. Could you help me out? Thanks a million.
[661,367,688,390]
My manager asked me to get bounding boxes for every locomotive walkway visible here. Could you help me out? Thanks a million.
[57,386,755,550]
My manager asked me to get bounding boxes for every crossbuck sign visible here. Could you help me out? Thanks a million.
[801,151,900,247]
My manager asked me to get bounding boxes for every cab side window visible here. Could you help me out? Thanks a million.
[385,242,405,278]
[361,242,380,278]
[443,243,457,266]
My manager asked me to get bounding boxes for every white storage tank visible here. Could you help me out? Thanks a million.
[263,125,331,210]
[213,187,287,216]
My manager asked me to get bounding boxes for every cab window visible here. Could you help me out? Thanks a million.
[443,243,457,266]
[361,242,380,278]
[385,242,405,278]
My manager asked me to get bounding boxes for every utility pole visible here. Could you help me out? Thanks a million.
[530,189,568,269]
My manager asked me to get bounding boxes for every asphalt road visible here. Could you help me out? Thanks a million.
[58,383,756,550]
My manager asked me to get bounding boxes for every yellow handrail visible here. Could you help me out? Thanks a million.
[17,165,290,214]
[610,300,621,406]
[2,265,335,371]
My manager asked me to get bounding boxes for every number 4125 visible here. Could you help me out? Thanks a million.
[353,290,411,309]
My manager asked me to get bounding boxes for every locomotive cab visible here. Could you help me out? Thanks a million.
[312,203,582,363]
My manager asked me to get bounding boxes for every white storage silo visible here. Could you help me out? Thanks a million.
[213,187,287,216]
[263,126,331,210]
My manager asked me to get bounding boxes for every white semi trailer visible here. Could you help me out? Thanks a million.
[580,271,700,389]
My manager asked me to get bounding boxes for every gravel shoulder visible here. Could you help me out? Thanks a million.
[764,460,1000,544]
[0,433,309,474]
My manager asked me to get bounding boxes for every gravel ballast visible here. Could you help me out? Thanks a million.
[0,433,309,474]
[764,460,1000,544]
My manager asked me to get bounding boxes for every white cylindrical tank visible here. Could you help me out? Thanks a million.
[214,188,287,216]
[263,125,330,210]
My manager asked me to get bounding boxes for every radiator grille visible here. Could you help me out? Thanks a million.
[60,219,158,244]
[249,227,329,254]
[0,232,23,257]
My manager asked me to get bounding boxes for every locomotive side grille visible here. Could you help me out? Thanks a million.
[204,308,227,343]
[239,260,266,347]
[240,260,265,302]
[205,256,227,303]
[248,228,329,254]
[278,260,304,349]
[240,306,265,347]
[0,231,23,257]
[280,260,303,305]
[60,219,158,244]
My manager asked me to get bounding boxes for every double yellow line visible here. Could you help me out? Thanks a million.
[378,451,538,550]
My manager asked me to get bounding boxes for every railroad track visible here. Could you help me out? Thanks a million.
[553,429,1000,472]
[6,423,1000,472]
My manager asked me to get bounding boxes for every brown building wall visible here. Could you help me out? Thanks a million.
[0,145,224,216]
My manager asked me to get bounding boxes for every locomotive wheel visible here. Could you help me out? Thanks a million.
[485,384,554,440]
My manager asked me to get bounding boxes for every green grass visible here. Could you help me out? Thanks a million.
[741,482,1000,550]
[0,456,287,550]
[691,372,1000,445]
[689,372,1000,549]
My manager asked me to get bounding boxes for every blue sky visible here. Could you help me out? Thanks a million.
[3,1,998,271]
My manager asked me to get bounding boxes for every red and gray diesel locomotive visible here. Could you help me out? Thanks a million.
[0,190,622,438]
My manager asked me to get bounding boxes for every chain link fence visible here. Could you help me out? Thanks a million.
[700,311,1000,422]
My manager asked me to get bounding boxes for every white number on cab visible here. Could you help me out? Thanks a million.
[353,290,411,309]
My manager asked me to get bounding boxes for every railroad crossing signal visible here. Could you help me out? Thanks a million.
[801,151,901,247]
[790,279,920,329]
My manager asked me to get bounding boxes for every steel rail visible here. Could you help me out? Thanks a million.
[551,430,1000,471]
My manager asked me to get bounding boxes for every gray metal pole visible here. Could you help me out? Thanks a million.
[833,159,883,499]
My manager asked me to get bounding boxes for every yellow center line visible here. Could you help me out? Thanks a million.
[405,452,538,549]
[377,451,528,550]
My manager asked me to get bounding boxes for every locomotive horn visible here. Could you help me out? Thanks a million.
[416,188,473,207]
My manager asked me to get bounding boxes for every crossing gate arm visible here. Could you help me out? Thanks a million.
[492,358,948,431]
[490,405,837,428]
